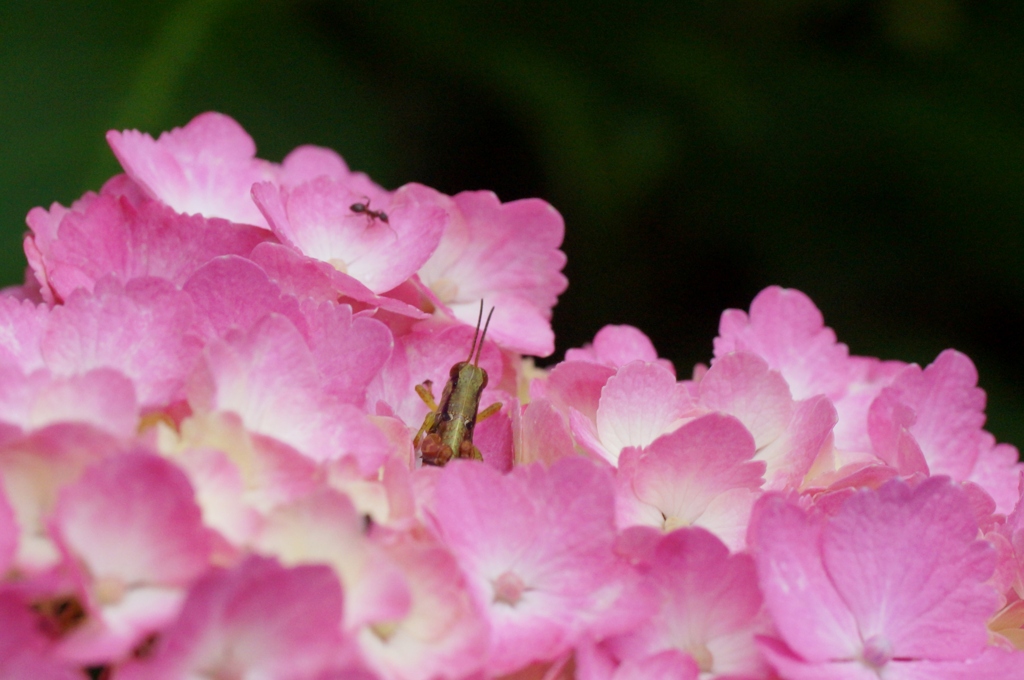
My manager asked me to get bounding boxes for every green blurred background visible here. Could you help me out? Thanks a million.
[3,0,1024,448]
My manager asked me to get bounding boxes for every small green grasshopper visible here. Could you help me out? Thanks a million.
[414,304,502,466]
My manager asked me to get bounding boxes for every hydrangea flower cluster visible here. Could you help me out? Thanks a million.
[2,112,1024,679]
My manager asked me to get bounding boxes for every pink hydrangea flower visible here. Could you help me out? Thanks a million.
[714,286,900,460]
[106,112,276,228]
[416,190,568,357]
[41,277,204,408]
[25,192,271,302]
[50,452,212,662]
[356,530,489,680]
[7,114,1023,679]
[570,360,696,466]
[253,488,410,631]
[252,178,447,296]
[0,295,49,371]
[749,477,1022,678]
[615,413,765,549]
[565,324,675,375]
[186,313,389,472]
[0,367,138,440]
[695,351,838,491]
[429,456,652,675]
[604,527,772,678]
[868,349,1024,512]
[116,556,361,679]
[714,286,856,403]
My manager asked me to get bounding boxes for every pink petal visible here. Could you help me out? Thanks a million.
[53,452,211,586]
[968,442,1024,515]
[5,269,48,305]
[300,298,392,406]
[252,179,446,294]
[543,360,616,423]
[255,489,411,630]
[571,407,615,464]
[0,295,49,372]
[596,361,696,463]
[248,240,428,317]
[565,324,674,374]
[611,650,699,680]
[190,314,389,470]
[616,413,764,537]
[41,278,203,407]
[868,350,987,479]
[699,351,793,450]
[118,557,350,679]
[514,399,577,467]
[608,529,767,679]
[714,286,854,402]
[0,428,112,571]
[692,487,762,551]
[0,367,138,438]
[475,401,514,472]
[757,395,838,491]
[432,457,642,675]
[749,494,861,662]
[182,255,306,342]
[188,414,325,511]
[25,192,96,304]
[172,446,261,548]
[107,112,275,227]
[31,192,273,303]
[757,637,879,680]
[760,637,1024,680]
[830,356,906,454]
[279,144,390,202]
[247,240,346,303]
[0,485,16,576]
[821,477,998,660]
[358,534,489,680]
[884,648,1024,680]
[418,190,567,356]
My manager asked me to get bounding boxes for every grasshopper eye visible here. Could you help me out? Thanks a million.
[450,362,466,380]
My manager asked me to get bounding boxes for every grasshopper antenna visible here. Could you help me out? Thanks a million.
[473,306,495,367]
[467,300,484,363]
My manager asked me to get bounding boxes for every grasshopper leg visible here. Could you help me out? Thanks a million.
[413,380,439,450]
[413,410,436,449]
[476,402,501,423]
[415,380,438,411]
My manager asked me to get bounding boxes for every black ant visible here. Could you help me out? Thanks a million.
[349,198,389,225]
